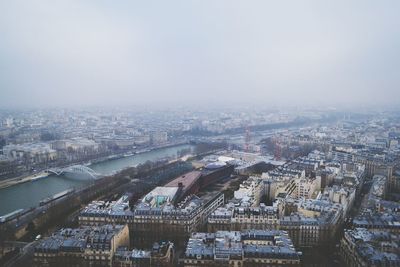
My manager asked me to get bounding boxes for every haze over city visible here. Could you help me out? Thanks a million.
[1,0,400,108]
[1,1,400,267]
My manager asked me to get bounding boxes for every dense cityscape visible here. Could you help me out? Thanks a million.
[0,107,399,266]
[1,1,400,266]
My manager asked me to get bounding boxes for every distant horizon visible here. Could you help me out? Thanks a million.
[1,102,400,114]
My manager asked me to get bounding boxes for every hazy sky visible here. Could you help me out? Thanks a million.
[0,1,399,108]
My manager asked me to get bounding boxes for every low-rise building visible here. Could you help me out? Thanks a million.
[319,185,356,217]
[279,196,343,247]
[340,228,400,267]
[112,241,174,267]
[183,230,301,267]
[3,142,57,164]
[151,131,168,145]
[208,204,279,232]
[233,177,263,207]
[352,213,400,233]
[34,224,129,267]
[133,186,224,246]
[79,195,134,227]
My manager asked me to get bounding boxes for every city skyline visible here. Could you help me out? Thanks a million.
[1,2,400,266]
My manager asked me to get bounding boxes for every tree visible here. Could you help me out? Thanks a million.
[194,142,228,155]
[0,137,5,149]
[26,221,36,234]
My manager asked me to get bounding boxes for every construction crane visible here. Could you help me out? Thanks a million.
[274,138,281,160]
[244,126,251,152]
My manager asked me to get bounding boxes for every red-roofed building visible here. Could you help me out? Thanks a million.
[165,171,202,199]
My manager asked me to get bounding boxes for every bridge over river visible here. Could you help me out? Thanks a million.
[0,143,194,216]
[47,165,99,180]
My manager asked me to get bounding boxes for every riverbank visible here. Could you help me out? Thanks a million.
[87,141,188,165]
[0,141,189,190]
[0,171,48,190]
[0,143,195,216]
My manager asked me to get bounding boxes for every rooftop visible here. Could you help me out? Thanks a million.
[344,228,400,265]
[80,195,133,217]
[185,230,299,261]
[164,171,202,192]
[35,225,126,253]
[141,186,179,208]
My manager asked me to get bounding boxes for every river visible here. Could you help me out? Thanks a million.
[0,144,194,216]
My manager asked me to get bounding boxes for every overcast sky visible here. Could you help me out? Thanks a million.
[0,1,399,109]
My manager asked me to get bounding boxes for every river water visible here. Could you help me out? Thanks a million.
[0,144,194,216]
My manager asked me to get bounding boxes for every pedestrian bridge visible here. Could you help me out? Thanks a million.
[47,165,99,180]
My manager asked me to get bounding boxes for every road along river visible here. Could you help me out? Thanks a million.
[0,144,194,216]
